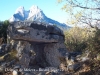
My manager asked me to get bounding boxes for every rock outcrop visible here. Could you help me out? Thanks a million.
[7,21,67,68]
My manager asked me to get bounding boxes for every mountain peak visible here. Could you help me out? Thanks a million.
[27,5,44,20]
[30,5,39,10]
[29,5,41,13]
[9,5,70,30]
[15,6,25,14]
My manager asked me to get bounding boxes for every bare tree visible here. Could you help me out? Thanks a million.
[57,0,100,28]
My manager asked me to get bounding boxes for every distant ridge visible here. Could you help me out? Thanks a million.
[9,5,70,30]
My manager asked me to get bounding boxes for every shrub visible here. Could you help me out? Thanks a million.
[64,27,100,74]
[0,20,9,43]
[86,28,100,55]
[64,27,95,52]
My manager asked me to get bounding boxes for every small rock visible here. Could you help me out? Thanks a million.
[67,63,81,72]
[97,54,100,60]
[12,70,18,75]
[81,57,90,62]
[0,66,5,72]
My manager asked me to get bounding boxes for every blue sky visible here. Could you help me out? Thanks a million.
[0,0,68,23]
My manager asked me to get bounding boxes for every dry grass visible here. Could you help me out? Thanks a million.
[0,49,18,62]
[8,49,18,61]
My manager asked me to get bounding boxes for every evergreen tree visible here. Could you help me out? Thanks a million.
[0,20,9,43]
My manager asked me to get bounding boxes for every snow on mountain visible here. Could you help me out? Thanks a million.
[9,5,70,30]
[15,6,25,17]
[27,5,43,20]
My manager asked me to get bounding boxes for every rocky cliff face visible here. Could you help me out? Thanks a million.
[7,21,67,69]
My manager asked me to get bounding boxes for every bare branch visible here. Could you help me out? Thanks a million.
[73,4,100,10]
[67,0,100,10]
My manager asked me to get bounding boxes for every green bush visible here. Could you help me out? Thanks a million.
[64,27,95,52]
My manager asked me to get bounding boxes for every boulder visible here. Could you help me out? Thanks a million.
[7,21,67,68]
[8,21,64,43]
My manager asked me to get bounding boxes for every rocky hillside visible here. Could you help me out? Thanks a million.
[0,21,99,75]
[0,21,68,75]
